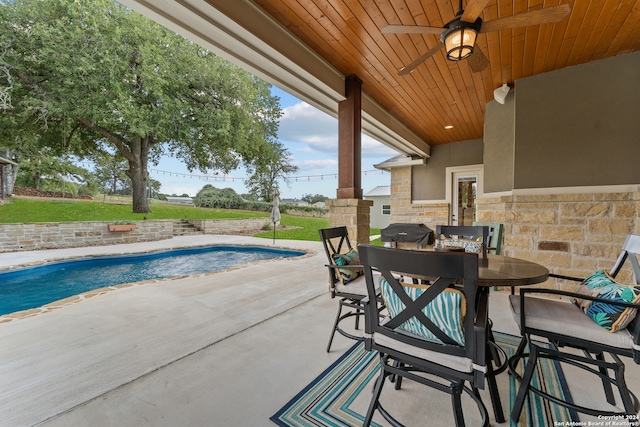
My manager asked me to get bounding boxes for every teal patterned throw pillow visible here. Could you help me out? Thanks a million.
[332,249,363,283]
[378,276,466,345]
[576,270,640,332]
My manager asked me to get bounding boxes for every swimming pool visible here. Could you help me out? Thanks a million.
[0,245,304,316]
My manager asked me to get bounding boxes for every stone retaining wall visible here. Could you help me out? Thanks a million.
[0,221,174,253]
[0,218,274,253]
[190,218,272,234]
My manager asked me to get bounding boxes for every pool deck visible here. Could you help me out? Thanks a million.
[0,235,338,426]
[1,235,639,426]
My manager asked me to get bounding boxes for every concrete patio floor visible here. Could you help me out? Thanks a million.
[1,235,639,426]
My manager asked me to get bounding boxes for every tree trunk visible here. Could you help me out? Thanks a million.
[125,137,151,213]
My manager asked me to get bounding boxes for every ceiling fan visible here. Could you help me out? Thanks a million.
[382,0,571,75]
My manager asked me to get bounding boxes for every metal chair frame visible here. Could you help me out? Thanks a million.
[318,226,369,352]
[435,225,490,258]
[509,234,640,421]
[359,244,491,427]
[471,222,503,255]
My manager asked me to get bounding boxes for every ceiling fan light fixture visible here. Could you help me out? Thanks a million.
[441,18,482,61]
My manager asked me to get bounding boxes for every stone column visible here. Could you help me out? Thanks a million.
[326,198,373,247]
[328,74,371,245]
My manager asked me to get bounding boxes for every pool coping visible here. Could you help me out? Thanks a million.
[0,236,316,323]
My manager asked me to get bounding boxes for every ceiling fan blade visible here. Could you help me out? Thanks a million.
[382,24,445,35]
[468,46,489,73]
[399,42,444,76]
[461,0,491,23]
[480,4,571,33]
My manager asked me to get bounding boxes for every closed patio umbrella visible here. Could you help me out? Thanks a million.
[270,190,280,244]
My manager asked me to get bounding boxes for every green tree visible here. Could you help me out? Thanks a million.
[91,152,130,195]
[0,0,282,213]
[245,142,298,202]
[5,131,94,195]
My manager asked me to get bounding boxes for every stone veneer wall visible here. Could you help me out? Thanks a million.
[326,198,373,247]
[390,165,640,287]
[0,221,174,253]
[476,191,640,288]
[389,165,449,234]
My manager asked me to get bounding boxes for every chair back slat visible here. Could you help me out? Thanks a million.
[611,235,640,356]
[380,274,461,346]
[318,226,355,295]
[472,222,504,255]
[610,234,640,284]
[436,225,490,258]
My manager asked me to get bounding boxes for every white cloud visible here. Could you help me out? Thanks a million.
[154,95,399,199]
[279,102,398,159]
[295,159,337,171]
[361,134,399,158]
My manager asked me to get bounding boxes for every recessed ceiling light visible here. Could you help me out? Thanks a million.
[444,125,454,129]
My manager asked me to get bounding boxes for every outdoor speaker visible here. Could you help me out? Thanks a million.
[493,83,510,104]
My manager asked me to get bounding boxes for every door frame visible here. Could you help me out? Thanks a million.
[445,164,484,225]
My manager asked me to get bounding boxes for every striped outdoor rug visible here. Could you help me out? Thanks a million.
[271,332,578,427]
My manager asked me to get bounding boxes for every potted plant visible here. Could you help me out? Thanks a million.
[108,221,136,232]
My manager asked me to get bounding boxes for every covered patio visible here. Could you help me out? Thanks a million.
[119,0,640,277]
[2,1,639,425]
[1,235,638,426]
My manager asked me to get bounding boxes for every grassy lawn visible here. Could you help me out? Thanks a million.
[1,197,383,243]
[1,197,268,223]
[253,221,383,245]
[255,215,330,241]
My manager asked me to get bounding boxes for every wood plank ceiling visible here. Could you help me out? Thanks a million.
[249,0,640,146]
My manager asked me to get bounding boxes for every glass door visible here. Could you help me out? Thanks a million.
[452,173,477,226]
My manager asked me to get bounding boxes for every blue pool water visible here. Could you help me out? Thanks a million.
[0,245,304,316]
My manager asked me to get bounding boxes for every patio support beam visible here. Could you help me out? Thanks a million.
[337,75,362,200]
[328,75,371,246]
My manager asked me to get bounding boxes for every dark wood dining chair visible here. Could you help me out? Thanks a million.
[359,244,490,427]
[509,234,640,422]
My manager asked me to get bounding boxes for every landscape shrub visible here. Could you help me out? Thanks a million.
[242,200,274,213]
[192,185,328,217]
[284,204,328,217]
[193,185,246,209]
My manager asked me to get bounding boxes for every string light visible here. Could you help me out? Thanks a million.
[148,168,386,182]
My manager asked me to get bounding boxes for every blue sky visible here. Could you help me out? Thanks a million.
[152,86,399,199]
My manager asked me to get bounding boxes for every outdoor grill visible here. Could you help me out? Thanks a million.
[380,223,434,247]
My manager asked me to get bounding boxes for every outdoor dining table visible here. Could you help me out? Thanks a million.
[477,254,549,423]
[475,254,549,288]
[416,251,549,287]
[418,251,550,423]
